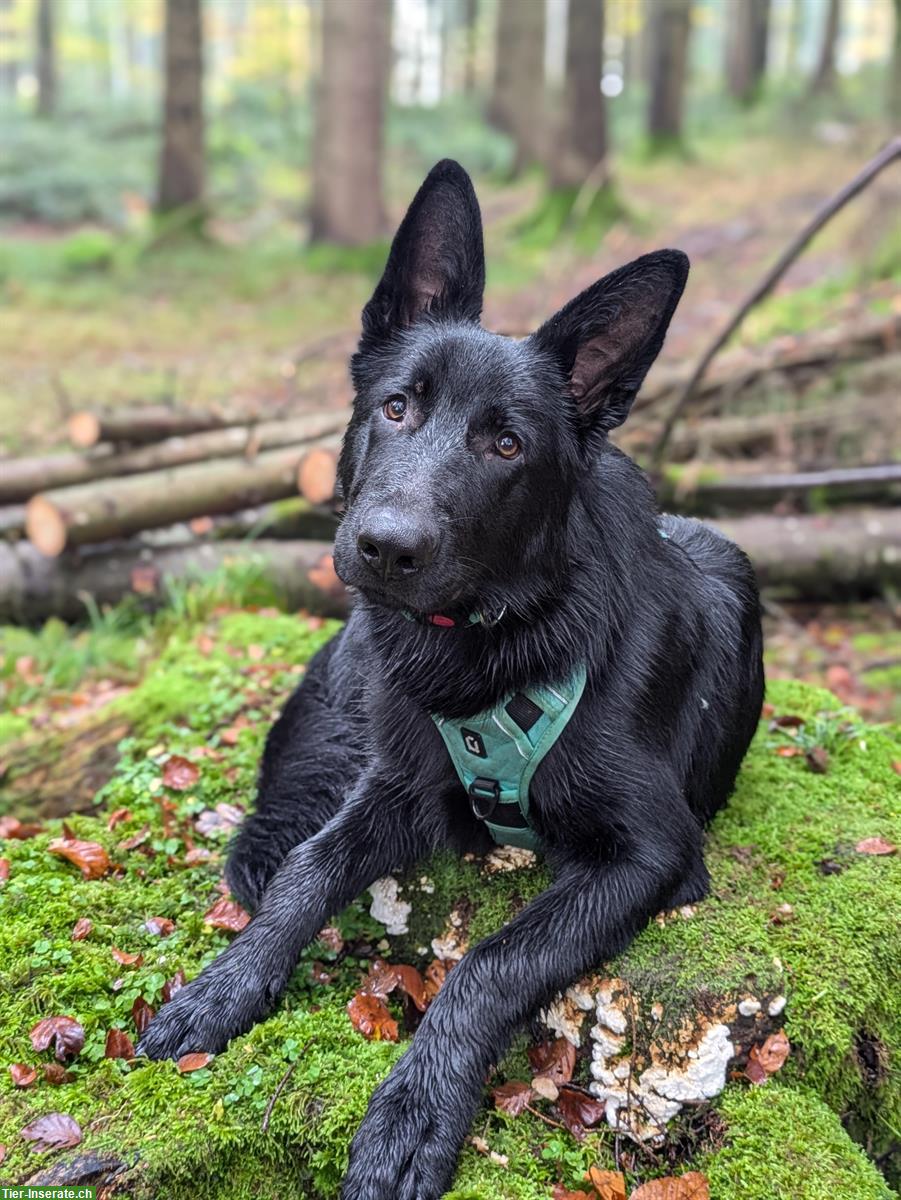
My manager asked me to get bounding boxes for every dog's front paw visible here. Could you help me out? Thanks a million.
[136,966,269,1060]
[342,1057,474,1200]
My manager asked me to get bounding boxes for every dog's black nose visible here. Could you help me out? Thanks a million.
[356,510,437,581]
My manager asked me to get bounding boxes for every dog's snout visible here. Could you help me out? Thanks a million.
[356,509,438,581]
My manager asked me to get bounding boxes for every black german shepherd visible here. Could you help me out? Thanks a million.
[139,160,764,1198]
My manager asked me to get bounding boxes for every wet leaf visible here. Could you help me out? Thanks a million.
[630,1173,709,1199]
[118,823,151,851]
[805,746,830,774]
[491,1080,533,1116]
[30,1016,85,1062]
[745,1030,790,1084]
[556,1085,607,1140]
[0,815,43,839]
[423,958,448,1000]
[855,837,897,856]
[177,1052,212,1073]
[111,947,144,966]
[392,964,429,1012]
[161,755,199,791]
[774,745,803,758]
[71,918,92,941]
[770,714,804,728]
[585,1167,627,1200]
[0,858,9,882]
[132,996,155,1035]
[10,1063,37,1088]
[162,969,187,1003]
[347,992,399,1042]
[551,1187,593,1200]
[527,1037,576,1086]
[144,917,175,937]
[107,808,132,830]
[195,803,243,836]
[204,895,250,932]
[104,1029,135,1060]
[20,1112,82,1153]
[48,835,110,880]
[42,1063,71,1085]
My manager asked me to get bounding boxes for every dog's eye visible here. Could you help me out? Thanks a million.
[495,432,521,459]
[383,396,407,422]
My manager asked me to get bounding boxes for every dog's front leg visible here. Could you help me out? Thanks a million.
[138,779,428,1060]
[343,848,689,1200]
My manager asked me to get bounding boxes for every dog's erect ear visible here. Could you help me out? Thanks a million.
[359,159,485,349]
[530,250,689,432]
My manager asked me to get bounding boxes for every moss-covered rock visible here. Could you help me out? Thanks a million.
[1,609,898,1198]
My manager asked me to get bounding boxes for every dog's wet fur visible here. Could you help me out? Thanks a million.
[138,160,764,1198]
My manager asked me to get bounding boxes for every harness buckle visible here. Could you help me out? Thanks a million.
[468,777,500,820]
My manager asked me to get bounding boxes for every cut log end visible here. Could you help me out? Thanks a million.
[297,447,338,505]
[67,412,102,449]
[25,495,68,558]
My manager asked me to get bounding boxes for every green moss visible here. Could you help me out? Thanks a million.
[1,606,898,1198]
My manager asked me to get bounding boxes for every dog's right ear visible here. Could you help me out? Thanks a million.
[359,159,485,351]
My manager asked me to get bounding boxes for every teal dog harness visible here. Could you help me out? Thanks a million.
[431,666,587,852]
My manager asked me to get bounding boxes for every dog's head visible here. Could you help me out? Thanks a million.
[333,160,688,621]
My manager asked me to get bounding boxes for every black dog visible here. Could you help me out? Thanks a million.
[138,160,764,1199]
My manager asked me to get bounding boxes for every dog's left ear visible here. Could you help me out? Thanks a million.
[359,159,485,351]
[530,250,689,432]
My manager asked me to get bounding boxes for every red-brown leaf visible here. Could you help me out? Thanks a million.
[556,1085,607,1140]
[48,835,110,880]
[774,745,803,758]
[630,1173,709,1199]
[527,1037,576,1086]
[30,1016,85,1062]
[805,746,830,774]
[144,916,175,937]
[745,1031,791,1084]
[204,895,250,932]
[855,837,897,856]
[107,808,132,830]
[0,815,42,839]
[10,1063,37,1088]
[177,1052,212,1073]
[104,1028,135,1060]
[132,996,155,1035]
[423,958,448,1000]
[491,1080,533,1116]
[771,714,804,728]
[162,755,200,791]
[118,823,151,851]
[161,969,187,1003]
[0,858,9,882]
[20,1111,82,1153]
[111,947,144,966]
[42,1063,71,1085]
[551,1187,593,1200]
[0,1143,6,1164]
[71,917,92,941]
[586,1167,627,1200]
[347,992,399,1042]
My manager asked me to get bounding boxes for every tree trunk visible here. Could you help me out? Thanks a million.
[810,0,841,94]
[725,0,770,105]
[309,0,391,246]
[890,0,901,123]
[0,0,19,97]
[462,0,479,93]
[35,0,56,116]
[157,0,205,213]
[489,0,546,175]
[67,405,237,448]
[549,0,606,188]
[646,0,692,147]
[659,463,901,516]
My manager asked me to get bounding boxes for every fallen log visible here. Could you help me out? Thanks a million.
[297,437,342,504]
[660,462,901,515]
[24,444,338,557]
[1,413,349,506]
[67,404,240,448]
[0,539,347,623]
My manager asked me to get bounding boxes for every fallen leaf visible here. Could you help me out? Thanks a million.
[630,1173,709,1199]
[0,1144,5,1165]
[310,960,335,984]
[0,816,42,839]
[551,1187,593,1200]
[528,1037,576,1086]
[491,1080,533,1116]
[130,564,160,596]
[48,836,110,880]
[184,846,213,865]
[423,958,448,1000]
[144,917,175,937]
[891,761,901,776]
[0,858,9,882]
[774,745,803,758]
[111,947,144,966]
[196,633,216,655]
[316,925,344,953]
[770,902,795,925]
[855,837,897,856]
[247,644,266,662]
[556,1085,607,1140]
[204,895,250,932]
[347,992,399,1042]
[745,1031,790,1084]
[104,1028,135,1059]
[71,918,92,941]
[177,1052,212,1073]
[162,969,187,1003]
[392,963,429,1012]
[805,746,830,774]
[20,1112,82,1153]
[162,755,200,791]
[10,1063,37,1088]
[132,996,155,1035]
[771,714,804,728]
[586,1167,627,1200]
[42,1063,71,1085]
[107,808,132,830]
[195,803,244,837]
[30,1016,85,1062]
[118,823,151,851]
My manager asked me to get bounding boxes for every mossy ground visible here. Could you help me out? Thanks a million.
[1,598,898,1199]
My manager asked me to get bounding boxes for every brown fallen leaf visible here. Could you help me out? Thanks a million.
[111,947,144,966]
[177,1052,212,1073]
[162,754,200,791]
[774,745,804,758]
[144,917,176,937]
[118,823,151,851]
[105,1028,135,1060]
[42,1063,71,1085]
[48,836,110,880]
[20,1112,82,1153]
[162,969,187,1003]
[586,1167,627,1200]
[556,1085,607,1140]
[204,895,250,932]
[745,1030,791,1084]
[771,714,804,728]
[528,1037,576,1086]
[630,1173,709,1199]
[107,808,132,830]
[71,917,92,941]
[423,958,448,1000]
[30,1016,85,1062]
[551,1187,593,1200]
[805,746,830,774]
[347,992,399,1042]
[132,996,155,1035]
[0,1143,6,1165]
[0,816,43,839]
[10,1063,37,1088]
[491,1080,533,1116]
[195,803,244,836]
[316,924,344,953]
[891,760,901,776]
[855,837,897,856]
[0,858,9,882]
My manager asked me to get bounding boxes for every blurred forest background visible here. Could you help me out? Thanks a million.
[0,0,900,722]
